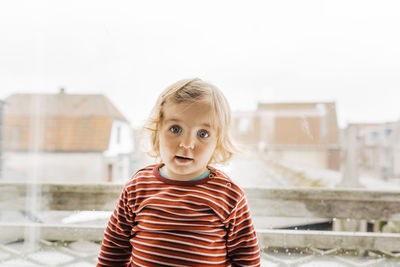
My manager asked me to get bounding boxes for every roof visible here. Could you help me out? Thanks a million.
[257,102,336,116]
[3,93,127,121]
[3,92,128,152]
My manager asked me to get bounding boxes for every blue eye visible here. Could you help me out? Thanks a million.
[169,125,182,134]
[198,130,209,138]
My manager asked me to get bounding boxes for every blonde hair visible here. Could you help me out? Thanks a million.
[144,78,237,164]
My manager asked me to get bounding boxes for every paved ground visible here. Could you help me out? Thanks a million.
[1,239,400,266]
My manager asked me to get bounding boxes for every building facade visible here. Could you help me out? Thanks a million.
[232,102,340,170]
[2,90,134,183]
[351,122,400,180]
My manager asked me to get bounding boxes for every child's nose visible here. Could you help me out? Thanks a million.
[179,135,195,149]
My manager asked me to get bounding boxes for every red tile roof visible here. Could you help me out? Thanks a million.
[3,93,128,152]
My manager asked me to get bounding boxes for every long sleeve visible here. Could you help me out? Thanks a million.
[226,196,261,267]
[97,187,134,266]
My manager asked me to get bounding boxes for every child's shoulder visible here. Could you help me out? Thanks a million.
[207,166,246,199]
[124,164,158,185]
[209,167,231,181]
[134,163,158,175]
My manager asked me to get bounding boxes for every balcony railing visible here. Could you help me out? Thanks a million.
[1,182,400,266]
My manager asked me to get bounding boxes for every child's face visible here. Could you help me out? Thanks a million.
[159,101,217,180]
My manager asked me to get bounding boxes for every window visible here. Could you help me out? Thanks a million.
[1,1,400,265]
[116,126,121,145]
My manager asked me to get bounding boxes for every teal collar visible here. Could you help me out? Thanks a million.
[159,168,211,181]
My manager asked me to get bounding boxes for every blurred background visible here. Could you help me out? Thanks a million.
[1,0,400,265]
[1,0,399,187]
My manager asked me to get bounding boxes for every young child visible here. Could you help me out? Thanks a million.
[97,78,261,266]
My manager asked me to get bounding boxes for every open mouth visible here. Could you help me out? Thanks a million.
[174,155,193,163]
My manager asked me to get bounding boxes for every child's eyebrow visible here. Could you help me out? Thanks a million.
[164,118,212,128]
[164,118,180,124]
[200,123,212,128]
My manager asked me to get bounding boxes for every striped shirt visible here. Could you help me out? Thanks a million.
[97,164,260,267]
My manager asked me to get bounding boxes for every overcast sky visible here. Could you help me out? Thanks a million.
[1,0,399,128]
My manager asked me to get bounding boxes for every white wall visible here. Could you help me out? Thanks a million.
[3,151,106,183]
[105,120,134,157]
[103,120,135,182]
[103,154,133,183]
[394,146,400,177]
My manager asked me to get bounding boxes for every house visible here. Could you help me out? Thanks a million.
[232,102,340,170]
[350,122,399,180]
[2,89,134,183]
